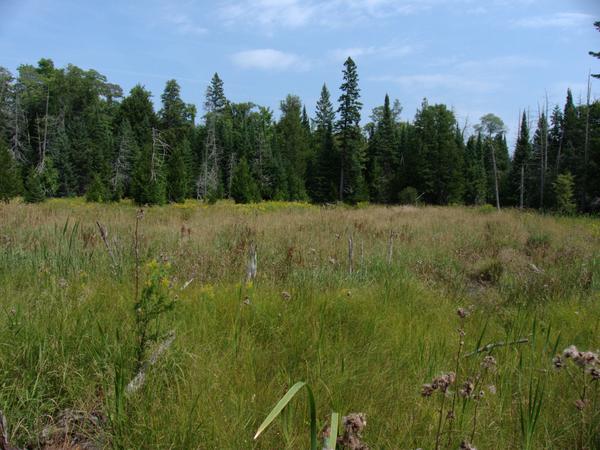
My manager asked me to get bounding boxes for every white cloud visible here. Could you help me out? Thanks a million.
[513,12,594,29]
[231,49,310,71]
[218,0,435,30]
[330,44,414,61]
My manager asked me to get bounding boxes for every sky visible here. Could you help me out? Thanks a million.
[1,0,599,145]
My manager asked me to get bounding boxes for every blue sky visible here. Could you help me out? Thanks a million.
[1,0,599,144]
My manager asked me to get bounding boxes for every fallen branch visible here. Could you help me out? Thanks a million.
[96,221,118,268]
[464,337,529,357]
[126,331,176,395]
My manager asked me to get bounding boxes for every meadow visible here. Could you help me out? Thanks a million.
[0,199,599,449]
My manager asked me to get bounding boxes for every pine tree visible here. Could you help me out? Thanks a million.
[0,138,22,202]
[311,84,338,203]
[23,168,45,203]
[85,173,106,202]
[508,112,532,207]
[230,157,260,203]
[336,57,365,203]
[167,140,190,203]
[553,172,576,215]
[131,142,166,205]
[277,95,310,200]
[205,73,227,113]
[464,134,487,205]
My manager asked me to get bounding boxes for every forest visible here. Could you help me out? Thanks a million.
[1,31,599,213]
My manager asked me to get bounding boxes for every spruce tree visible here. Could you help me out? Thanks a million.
[230,157,260,203]
[167,141,189,203]
[85,173,106,202]
[553,172,576,215]
[310,84,338,203]
[336,57,365,203]
[23,168,45,203]
[508,112,532,207]
[205,73,227,113]
[131,142,166,205]
[0,139,22,202]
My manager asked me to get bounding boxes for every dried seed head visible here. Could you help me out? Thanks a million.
[421,384,435,397]
[589,367,600,381]
[563,345,579,359]
[281,291,292,301]
[457,308,469,319]
[432,372,456,393]
[487,384,497,395]
[552,355,565,370]
[459,379,475,398]
[342,413,367,435]
[575,399,588,411]
[481,355,497,370]
[459,441,478,450]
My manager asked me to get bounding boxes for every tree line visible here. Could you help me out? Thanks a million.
[1,47,599,213]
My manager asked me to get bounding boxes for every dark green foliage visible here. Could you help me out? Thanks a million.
[85,173,106,202]
[464,134,487,205]
[167,141,190,203]
[1,57,598,213]
[398,186,418,205]
[0,139,22,202]
[553,172,576,215]
[131,143,166,205]
[336,57,366,203]
[23,168,45,203]
[507,112,533,206]
[230,157,260,203]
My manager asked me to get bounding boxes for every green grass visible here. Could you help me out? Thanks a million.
[0,199,599,448]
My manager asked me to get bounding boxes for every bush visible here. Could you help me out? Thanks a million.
[398,186,418,205]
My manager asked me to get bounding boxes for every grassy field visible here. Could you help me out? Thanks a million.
[0,198,599,449]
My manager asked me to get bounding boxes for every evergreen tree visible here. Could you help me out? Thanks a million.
[230,157,260,203]
[310,84,338,203]
[463,134,487,205]
[507,112,532,207]
[205,73,227,113]
[167,140,190,203]
[23,168,45,203]
[0,138,22,202]
[553,172,576,215]
[131,142,166,205]
[85,173,106,202]
[277,95,310,200]
[336,57,366,203]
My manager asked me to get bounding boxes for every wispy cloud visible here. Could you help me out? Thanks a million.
[218,0,434,30]
[231,49,310,71]
[372,74,499,93]
[163,11,208,35]
[330,43,415,62]
[513,12,594,29]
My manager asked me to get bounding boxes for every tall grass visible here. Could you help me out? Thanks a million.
[0,198,598,448]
